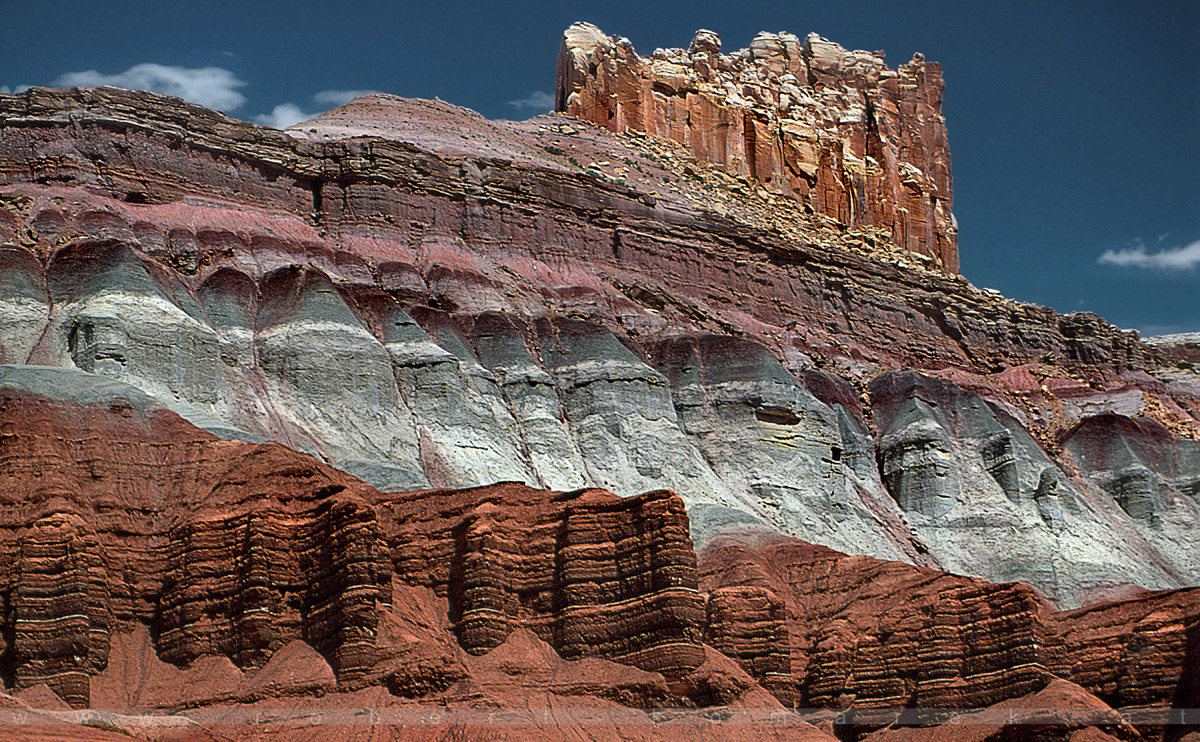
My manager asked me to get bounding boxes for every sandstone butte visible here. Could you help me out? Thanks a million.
[0,20,1196,742]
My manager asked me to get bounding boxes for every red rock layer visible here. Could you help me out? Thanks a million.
[0,389,394,704]
[7,512,112,708]
[378,484,707,681]
[1045,588,1200,712]
[699,532,1051,709]
[155,470,392,682]
[0,387,707,704]
[0,383,1194,741]
[557,23,957,271]
[697,530,1200,721]
[704,586,795,703]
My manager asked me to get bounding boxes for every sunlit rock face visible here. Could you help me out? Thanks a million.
[47,241,223,405]
[534,318,740,531]
[462,313,586,492]
[0,370,1192,739]
[698,530,1200,725]
[0,246,50,364]
[557,23,958,271]
[381,306,535,489]
[652,335,894,554]
[878,409,960,518]
[0,45,1199,740]
[867,372,1196,606]
[254,267,428,490]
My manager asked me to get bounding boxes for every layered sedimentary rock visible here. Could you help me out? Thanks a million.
[379,482,707,679]
[0,17,1196,741]
[0,367,1193,742]
[0,84,1196,610]
[1063,413,1200,575]
[0,86,1154,381]
[557,23,957,270]
[698,529,1200,719]
[700,532,1050,710]
[0,370,394,703]
[868,371,1200,607]
[0,373,707,705]
[703,586,795,703]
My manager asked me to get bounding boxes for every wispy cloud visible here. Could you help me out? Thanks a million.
[52,64,247,111]
[1098,238,1200,270]
[507,90,554,113]
[254,90,379,129]
[253,91,379,130]
[313,89,378,107]
[0,85,32,95]
[253,103,315,129]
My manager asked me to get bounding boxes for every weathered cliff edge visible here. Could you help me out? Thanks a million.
[0,378,1193,742]
[557,23,957,271]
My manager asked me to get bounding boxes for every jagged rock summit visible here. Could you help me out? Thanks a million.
[557,23,957,271]
[0,21,1196,741]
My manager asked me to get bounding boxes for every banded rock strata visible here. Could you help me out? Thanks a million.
[0,373,709,707]
[0,23,1197,739]
[0,375,1193,742]
[0,84,1197,608]
[698,530,1199,720]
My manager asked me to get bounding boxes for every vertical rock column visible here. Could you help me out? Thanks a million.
[300,498,393,681]
[441,487,707,681]
[552,490,707,680]
[8,514,112,708]
[704,586,794,704]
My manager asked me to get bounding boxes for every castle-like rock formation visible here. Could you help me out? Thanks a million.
[558,23,957,271]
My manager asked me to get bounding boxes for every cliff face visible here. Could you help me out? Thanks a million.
[0,22,1197,737]
[699,530,1199,718]
[0,372,708,708]
[0,85,1196,610]
[0,371,1193,742]
[557,23,957,271]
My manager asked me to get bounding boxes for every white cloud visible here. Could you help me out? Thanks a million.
[52,64,247,111]
[253,90,381,130]
[0,85,31,95]
[507,90,555,113]
[313,89,378,107]
[1098,238,1200,270]
[253,103,314,129]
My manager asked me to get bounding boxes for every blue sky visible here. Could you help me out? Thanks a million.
[3,1,1197,336]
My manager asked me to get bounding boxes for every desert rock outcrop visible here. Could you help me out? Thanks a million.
[0,85,1195,607]
[0,376,1193,742]
[557,23,957,270]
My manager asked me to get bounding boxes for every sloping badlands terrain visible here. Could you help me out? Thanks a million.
[0,22,1195,742]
